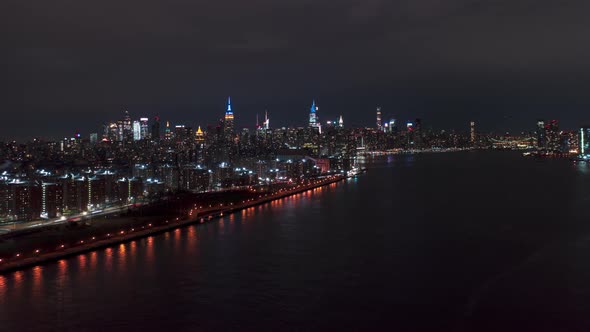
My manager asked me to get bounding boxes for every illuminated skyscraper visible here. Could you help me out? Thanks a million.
[338,115,344,128]
[537,120,546,149]
[388,119,396,133]
[406,121,414,146]
[470,121,476,144]
[175,125,192,144]
[165,121,172,140]
[224,97,234,141]
[195,126,205,144]
[133,121,141,141]
[546,120,560,152]
[580,126,590,157]
[263,111,270,130]
[309,100,318,129]
[140,117,149,140]
[123,110,133,141]
[376,107,382,131]
[105,122,118,141]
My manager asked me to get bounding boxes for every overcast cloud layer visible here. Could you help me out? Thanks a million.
[2,0,590,140]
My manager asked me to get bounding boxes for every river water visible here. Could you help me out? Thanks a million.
[1,151,590,331]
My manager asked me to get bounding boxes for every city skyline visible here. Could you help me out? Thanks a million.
[3,96,589,143]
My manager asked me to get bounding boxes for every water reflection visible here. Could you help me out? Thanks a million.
[117,243,127,273]
[77,254,87,270]
[0,275,6,297]
[89,251,97,271]
[104,248,113,272]
[187,227,197,248]
[575,161,590,174]
[173,228,182,253]
[0,179,339,309]
[32,266,43,295]
[145,237,155,265]
[130,240,137,265]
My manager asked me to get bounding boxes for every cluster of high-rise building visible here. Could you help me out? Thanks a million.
[0,171,143,221]
[0,98,361,223]
[7,99,586,223]
[534,119,583,156]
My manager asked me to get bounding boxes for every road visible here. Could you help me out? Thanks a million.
[0,203,141,232]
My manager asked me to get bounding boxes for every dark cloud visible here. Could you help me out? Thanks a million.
[2,0,590,140]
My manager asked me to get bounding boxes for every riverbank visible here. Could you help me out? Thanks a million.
[0,175,346,273]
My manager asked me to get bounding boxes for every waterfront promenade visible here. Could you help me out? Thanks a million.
[0,175,346,273]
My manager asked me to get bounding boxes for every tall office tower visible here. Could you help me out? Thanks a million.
[537,120,546,149]
[165,121,172,140]
[140,118,149,140]
[309,100,318,129]
[195,126,205,144]
[89,133,98,144]
[580,126,590,157]
[406,121,414,146]
[151,115,161,140]
[470,121,476,144]
[413,118,423,148]
[133,121,142,141]
[388,119,396,133]
[224,97,235,141]
[264,111,270,130]
[105,122,118,141]
[221,97,235,164]
[376,107,382,131]
[338,115,344,128]
[175,125,192,144]
[546,120,560,152]
[116,119,124,141]
[123,110,133,141]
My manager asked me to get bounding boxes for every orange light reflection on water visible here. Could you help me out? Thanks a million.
[77,254,87,270]
[145,236,155,265]
[186,226,197,250]
[129,240,137,265]
[89,251,97,270]
[32,265,43,295]
[117,243,127,273]
[173,228,182,253]
[0,275,6,296]
[104,248,113,272]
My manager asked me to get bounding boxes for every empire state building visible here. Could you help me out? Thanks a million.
[224,96,234,141]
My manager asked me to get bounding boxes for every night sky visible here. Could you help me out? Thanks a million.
[4,0,590,141]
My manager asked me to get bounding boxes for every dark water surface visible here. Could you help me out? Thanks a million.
[2,151,590,331]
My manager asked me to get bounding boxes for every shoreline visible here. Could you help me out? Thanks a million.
[0,175,347,274]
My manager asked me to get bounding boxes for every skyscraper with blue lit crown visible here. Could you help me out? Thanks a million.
[224,96,234,141]
[309,100,319,131]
